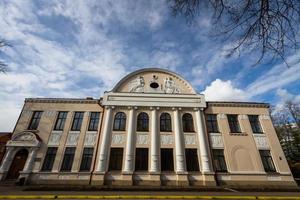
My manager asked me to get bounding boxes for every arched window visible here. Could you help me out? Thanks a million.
[137,112,149,131]
[182,113,194,132]
[113,112,126,131]
[160,113,172,132]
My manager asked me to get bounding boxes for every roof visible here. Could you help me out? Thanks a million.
[207,101,269,108]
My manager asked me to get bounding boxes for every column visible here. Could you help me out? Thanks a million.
[0,147,14,172]
[173,108,186,173]
[123,107,136,173]
[150,107,159,173]
[96,106,113,172]
[195,108,212,173]
[22,147,38,173]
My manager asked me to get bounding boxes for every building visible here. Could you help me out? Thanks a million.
[0,68,296,187]
[0,132,12,164]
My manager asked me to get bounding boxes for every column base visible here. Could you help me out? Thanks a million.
[176,173,189,187]
[0,171,7,181]
[90,172,105,186]
[202,173,217,186]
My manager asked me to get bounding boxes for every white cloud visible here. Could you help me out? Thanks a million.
[202,79,249,101]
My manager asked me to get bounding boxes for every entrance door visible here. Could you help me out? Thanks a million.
[6,149,28,180]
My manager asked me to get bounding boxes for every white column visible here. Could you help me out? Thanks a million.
[96,106,113,172]
[150,107,159,173]
[22,148,37,173]
[123,107,136,173]
[195,108,212,173]
[173,108,186,173]
[0,147,14,172]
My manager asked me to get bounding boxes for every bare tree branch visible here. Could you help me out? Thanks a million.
[0,39,10,73]
[169,0,300,66]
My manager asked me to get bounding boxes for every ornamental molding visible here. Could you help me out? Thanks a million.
[48,131,62,146]
[238,114,248,120]
[112,134,126,145]
[207,102,269,108]
[7,131,41,147]
[218,113,227,119]
[25,98,100,104]
[161,134,174,145]
[66,131,80,146]
[209,133,224,148]
[184,134,196,145]
[84,131,97,146]
[253,134,269,149]
[136,134,149,145]
[44,110,56,117]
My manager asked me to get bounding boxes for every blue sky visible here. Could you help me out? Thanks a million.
[0,0,300,131]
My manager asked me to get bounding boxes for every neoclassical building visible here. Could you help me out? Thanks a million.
[0,68,296,187]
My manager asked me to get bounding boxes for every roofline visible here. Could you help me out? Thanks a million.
[111,68,197,94]
[207,101,269,108]
[25,98,101,104]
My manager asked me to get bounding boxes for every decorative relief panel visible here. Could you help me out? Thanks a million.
[161,134,174,145]
[129,76,145,93]
[84,131,97,146]
[136,134,149,145]
[48,131,62,146]
[112,134,126,145]
[254,134,269,149]
[44,110,56,117]
[209,133,224,148]
[218,113,227,119]
[184,134,196,145]
[164,77,181,94]
[66,131,80,146]
[259,115,270,120]
[238,114,248,120]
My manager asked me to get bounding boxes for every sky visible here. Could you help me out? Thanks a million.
[0,0,300,132]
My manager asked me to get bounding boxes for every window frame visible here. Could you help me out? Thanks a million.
[80,147,94,171]
[182,113,195,132]
[113,112,127,131]
[71,112,84,131]
[108,148,124,171]
[135,148,149,171]
[136,112,149,132]
[227,114,241,133]
[259,150,276,173]
[88,112,100,131]
[54,111,68,131]
[206,114,219,133]
[185,148,200,172]
[60,147,76,172]
[248,115,263,134]
[160,113,172,132]
[212,149,228,172]
[41,147,57,171]
[28,111,43,130]
[161,148,174,172]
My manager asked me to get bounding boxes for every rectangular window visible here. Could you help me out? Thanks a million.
[161,148,174,171]
[206,114,219,133]
[108,148,123,171]
[41,147,57,171]
[135,148,148,171]
[185,149,200,171]
[88,112,100,131]
[54,111,68,131]
[212,149,228,172]
[60,147,76,171]
[259,150,276,172]
[28,111,43,130]
[71,112,84,131]
[249,115,262,133]
[80,148,94,171]
[227,115,241,133]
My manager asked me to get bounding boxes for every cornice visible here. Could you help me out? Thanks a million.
[25,98,101,104]
[207,101,269,108]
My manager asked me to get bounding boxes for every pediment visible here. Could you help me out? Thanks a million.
[7,131,41,147]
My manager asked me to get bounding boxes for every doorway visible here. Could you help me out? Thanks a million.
[5,149,28,180]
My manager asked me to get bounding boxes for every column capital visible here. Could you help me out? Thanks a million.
[150,106,160,110]
[193,107,204,111]
[172,107,182,111]
[105,106,115,110]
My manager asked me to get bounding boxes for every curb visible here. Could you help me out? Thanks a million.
[0,196,299,199]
